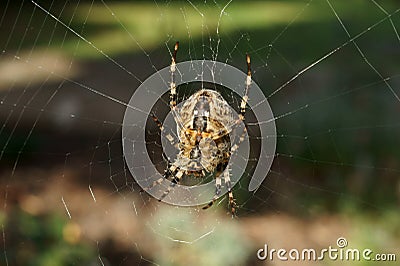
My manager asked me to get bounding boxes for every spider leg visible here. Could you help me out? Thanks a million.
[208,54,251,141]
[141,162,177,192]
[239,54,251,122]
[139,112,180,193]
[203,161,236,215]
[202,174,222,210]
[158,168,185,201]
[141,114,182,201]
[202,165,236,215]
[170,41,179,110]
[223,168,237,215]
[202,123,247,212]
[150,112,178,148]
[166,42,187,132]
[230,127,247,154]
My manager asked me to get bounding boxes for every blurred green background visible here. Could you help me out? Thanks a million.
[0,0,399,265]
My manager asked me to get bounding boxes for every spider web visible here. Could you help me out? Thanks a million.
[0,0,399,265]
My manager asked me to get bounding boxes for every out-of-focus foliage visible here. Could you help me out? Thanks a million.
[148,207,252,266]
[1,210,95,266]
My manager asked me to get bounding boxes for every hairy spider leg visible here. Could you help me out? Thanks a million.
[224,169,237,215]
[239,54,252,121]
[140,112,179,193]
[158,168,185,201]
[170,41,179,110]
[202,162,225,210]
[167,42,187,132]
[150,112,178,147]
[208,54,251,140]
[142,162,177,192]
[202,162,238,215]
[142,45,189,197]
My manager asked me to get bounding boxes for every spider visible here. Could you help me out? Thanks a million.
[146,42,251,215]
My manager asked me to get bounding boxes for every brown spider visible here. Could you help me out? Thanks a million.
[147,42,251,215]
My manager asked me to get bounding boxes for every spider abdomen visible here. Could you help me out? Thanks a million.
[175,89,233,174]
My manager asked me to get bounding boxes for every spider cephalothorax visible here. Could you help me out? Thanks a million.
[147,42,251,215]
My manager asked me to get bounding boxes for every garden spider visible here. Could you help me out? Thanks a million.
[147,42,251,215]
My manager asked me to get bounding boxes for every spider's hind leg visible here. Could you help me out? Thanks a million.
[141,161,174,192]
[202,174,222,210]
[158,168,184,201]
[223,168,237,215]
[140,112,178,193]
[202,163,236,215]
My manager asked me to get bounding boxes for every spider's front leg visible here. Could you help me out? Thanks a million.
[169,41,179,110]
[239,54,251,122]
